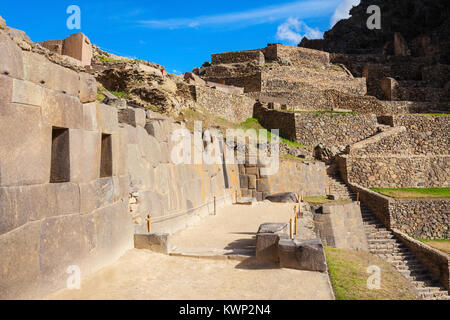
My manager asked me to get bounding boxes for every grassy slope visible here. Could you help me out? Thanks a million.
[419,239,450,255]
[325,247,417,300]
[371,188,450,199]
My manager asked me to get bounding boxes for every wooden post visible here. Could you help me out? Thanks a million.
[328,186,331,195]
[294,214,298,235]
[301,191,304,202]
[147,215,152,234]
[235,190,238,203]
[289,219,293,239]
[357,192,360,202]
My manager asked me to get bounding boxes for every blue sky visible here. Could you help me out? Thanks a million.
[0,0,359,74]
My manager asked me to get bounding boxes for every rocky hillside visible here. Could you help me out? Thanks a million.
[299,0,450,63]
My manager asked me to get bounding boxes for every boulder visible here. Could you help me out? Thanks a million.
[256,233,288,262]
[314,143,345,164]
[265,192,298,203]
[134,233,171,254]
[257,223,288,235]
[394,32,411,56]
[278,238,328,272]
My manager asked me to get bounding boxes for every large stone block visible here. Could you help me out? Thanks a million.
[135,108,146,128]
[96,103,118,134]
[11,79,43,107]
[0,185,47,235]
[23,51,79,96]
[39,215,90,294]
[0,103,50,187]
[257,179,271,192]
[79,177,115,214]
[265,192,298,203]
[42,88,83,129]
[44,182,81,218]
[79,73,97,103]
[279,239,328,272]
[134,233,171,254]
[69,129,101,183]
[0,32,24,79]
[93,201,133,255]
[0,222,41,299]
[0,74,13,105]
[239,175,249,188]
[82,102,98,130]
[137,126,162,164]
[256,233,287,263]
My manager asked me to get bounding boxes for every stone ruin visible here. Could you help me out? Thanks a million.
[0,5,449,300]
[40,33,93,67]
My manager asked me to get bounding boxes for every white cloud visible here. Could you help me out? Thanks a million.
[276,18,323,44]
[330,0,360,27]
[138,0,340,29]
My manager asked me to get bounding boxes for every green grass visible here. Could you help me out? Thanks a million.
[418,239,450,255]
[303,196,349,205]
[97,55,130,63]
[371,188,450,199]
[110,91,130,99]
[239,118,309,148]
[325,247,417,300]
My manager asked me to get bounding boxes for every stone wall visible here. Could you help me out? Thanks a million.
[0,30,133,299]
[254,104,379,147]
[314,202,369,251]
[264,44,330,66]
[191,85,255,123]
[40,33,93,66]
[389,200,450,239]
[340,155,450,188]
[391,229,449,293]
[294,113,378,147]
[253,103,297,141]
[212,50,265,66]
[123,110,241,235]
[346,184,449,239]
[0,27,241,299]
[239,159,329,200]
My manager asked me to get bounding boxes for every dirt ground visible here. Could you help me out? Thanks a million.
[47,249,334,300]
[171,202,301,255]
[47,202,334,300]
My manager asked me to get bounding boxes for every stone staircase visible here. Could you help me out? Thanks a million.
[327,173,450,300]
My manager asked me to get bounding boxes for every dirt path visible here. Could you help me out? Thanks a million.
[47,249,334,300]
[170,202,299,254]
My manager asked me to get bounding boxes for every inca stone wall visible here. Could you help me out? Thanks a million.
[0,30,133,299]
[123,109,241,235]
[293,112,378,147]
[348,184,450,239]
[211,50,265,65]
[389,199,450,239]
[340,155,450,188]
[191,85,255,123]
[314,202,369,251]
[253,104,379,147]
[0,27,241,299]
[238,159,328,200]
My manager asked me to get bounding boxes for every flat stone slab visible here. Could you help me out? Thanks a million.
[265,192,299,203]
[134,233,171,254]
[257,223,288,234]
[279,238,328,273]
